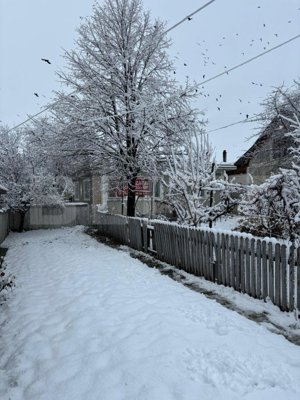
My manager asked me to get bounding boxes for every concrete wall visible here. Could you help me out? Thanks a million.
[10,203,90,231]
[0,210,9,244]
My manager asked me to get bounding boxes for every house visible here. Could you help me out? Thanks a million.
[72,154,237,218]
[228,115,294,185]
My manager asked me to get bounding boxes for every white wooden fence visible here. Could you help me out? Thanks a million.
[96,213,300,313]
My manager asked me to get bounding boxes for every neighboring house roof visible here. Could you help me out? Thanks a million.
[229,114,294,175]
[0,184,8,194]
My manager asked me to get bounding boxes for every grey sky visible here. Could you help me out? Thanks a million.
[1,0,299,162]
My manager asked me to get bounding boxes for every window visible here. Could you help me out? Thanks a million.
[83,179,91,201]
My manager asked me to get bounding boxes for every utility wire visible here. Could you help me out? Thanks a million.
[69,33,300,125]
[206,116,260,133]
[165,0,216,33]
[200,34,300,86]
[6,27,300,132]
[6,1,217,133]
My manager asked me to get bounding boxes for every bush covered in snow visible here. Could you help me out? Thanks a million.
[238,83,300,243]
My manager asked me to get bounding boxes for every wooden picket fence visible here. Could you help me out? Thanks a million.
[96,213,300,312]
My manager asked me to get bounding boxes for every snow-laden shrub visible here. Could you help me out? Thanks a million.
[239,83,300,243]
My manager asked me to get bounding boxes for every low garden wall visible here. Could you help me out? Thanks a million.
[10,203,90,231]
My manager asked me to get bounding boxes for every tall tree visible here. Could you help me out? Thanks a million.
[52,0,198,216]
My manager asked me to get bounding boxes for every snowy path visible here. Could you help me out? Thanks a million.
[1,227,300,400]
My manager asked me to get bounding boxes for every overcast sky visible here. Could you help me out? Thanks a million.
[1,0,299,162]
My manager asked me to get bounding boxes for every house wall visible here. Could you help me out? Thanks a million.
[246,134,292,185]
[230,120,294,186]
[92,174,102,204]
[106,197,171,218]
[0,210,9,244]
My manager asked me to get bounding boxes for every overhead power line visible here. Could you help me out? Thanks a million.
[6,1,217,133]
[206,116,260,133]
[199,34,300,86]
[68,33,300,125]
[165,0,216,33]
[6,14,300,132]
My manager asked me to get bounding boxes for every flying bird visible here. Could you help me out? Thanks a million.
[183,63,187,66]
[34,93,39,97]
[203,74,205,79]
[217,107,221,111]
[41,58,51,64]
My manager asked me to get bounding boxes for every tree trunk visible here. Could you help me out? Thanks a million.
[19,211,26,232]
[127,176,137,217]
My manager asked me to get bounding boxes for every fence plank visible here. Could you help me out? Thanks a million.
[215,233,221,283]
[268,242,274,303]
[262,241,268,299]
[250,238,256,298]
[240,237,245,293]
[209,232,216,282]
[221,233,227,286]
[225,234,231,287]
[234,236,240,291]
[142,220,148,253]
[195,229,202,276]
[288,245,295,312]
[281,245,288,311]
[256,240,262,299]
[191,229,198,276]
[274,243,281,308]
[245,238,250,294]
[230,236,235,288]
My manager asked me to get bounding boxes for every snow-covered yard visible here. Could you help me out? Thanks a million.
[1,227,300,400]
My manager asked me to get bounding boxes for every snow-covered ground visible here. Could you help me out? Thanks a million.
[1,227,300,400]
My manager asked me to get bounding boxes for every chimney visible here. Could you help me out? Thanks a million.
[222,150,227,163]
